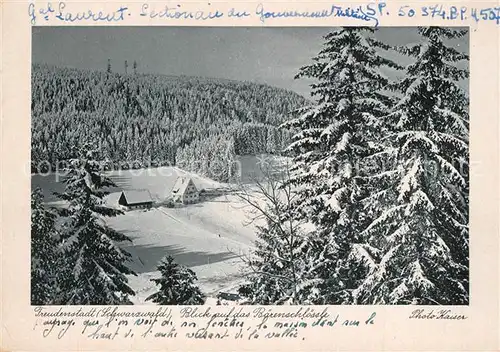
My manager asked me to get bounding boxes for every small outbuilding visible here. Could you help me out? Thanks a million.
[216,291,242,305]
[171,176,199,204]
[118,190,153,210]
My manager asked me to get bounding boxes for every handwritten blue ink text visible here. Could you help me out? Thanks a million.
[28,2,129,24]
[255,3,387,27]
[28,2,500,26]
[55,3,129,22]
[398,4,500,24]
[140,4,223,20]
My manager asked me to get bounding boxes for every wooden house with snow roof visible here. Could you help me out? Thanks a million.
[118,190,153,210]
[171,176,199,204]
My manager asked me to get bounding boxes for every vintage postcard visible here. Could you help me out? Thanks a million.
[1,0,499,351]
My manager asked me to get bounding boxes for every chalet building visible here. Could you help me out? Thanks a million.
[171,176,199,204]
[118,190,153,210]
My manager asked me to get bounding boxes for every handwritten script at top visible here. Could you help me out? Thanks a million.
[28,2,500,27]
[32,306,377,341]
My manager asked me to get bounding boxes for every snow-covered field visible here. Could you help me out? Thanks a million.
[108,201,255,304]
[33,166,260,304]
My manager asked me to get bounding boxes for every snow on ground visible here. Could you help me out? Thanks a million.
[106,196,257,304]
[103,167,260,304]
[32,165,271,304]
[106,166,226,201]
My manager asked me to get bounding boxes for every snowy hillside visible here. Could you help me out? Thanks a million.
[106,168,257,304]
[33,166,259,304]
[104,166,226,202]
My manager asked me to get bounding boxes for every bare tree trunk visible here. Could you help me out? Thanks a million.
[235,159,304,304]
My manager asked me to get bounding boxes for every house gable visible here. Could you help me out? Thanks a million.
[185,178,198,195]
[118,192,128,206]
[171,176,199,203]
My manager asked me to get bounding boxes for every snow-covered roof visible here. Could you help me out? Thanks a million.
[217,292,241,301]
[171,176,197,195]
[121,190,153,204]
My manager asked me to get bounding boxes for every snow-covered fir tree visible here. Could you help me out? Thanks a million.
[238,199,303,304]
[237,165,329,305]
[146,255,205,305]
[31,188,59,305]
[54,144,136,305]
[282,27,400,304]
[238,216,295,305]
[176,133,239,183]
[354,27,469,305]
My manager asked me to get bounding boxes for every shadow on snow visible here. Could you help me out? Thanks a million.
[121,243,239,274]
